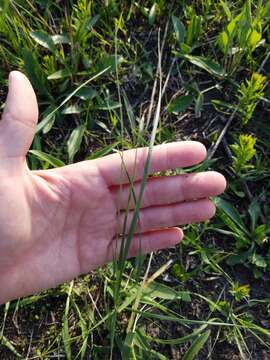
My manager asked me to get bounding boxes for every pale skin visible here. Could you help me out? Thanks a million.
[0,72,226,304]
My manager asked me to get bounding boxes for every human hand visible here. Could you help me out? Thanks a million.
[0,72,226,304]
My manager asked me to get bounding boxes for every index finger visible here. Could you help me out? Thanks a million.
[97,141,206,186]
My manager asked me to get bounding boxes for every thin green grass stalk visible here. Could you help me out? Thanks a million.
[11,0,48,29]
[110,27,165,358]
[0,335,22,358]
[0,302,21,357]
[0,301,9,337]
[145,21,169,131]
[141,323,209,345]
[131,309,249,328]
[62,280,74,360]
[236,316,270,346]
[134,290,270,355]
[182,330,211,360]
[123,24,172,286]
[208,326,223,359]
[233,326,249,360]
[109,17,136,356]
[117,30,163,271]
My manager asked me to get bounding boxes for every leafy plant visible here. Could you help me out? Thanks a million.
[230,283,250,302]
[217,0,267,73]
[231,134,257,175]
[237,73,267,125]
[172,12,202,53]
[214,198,270,278]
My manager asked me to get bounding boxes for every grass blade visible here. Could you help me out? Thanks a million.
[182,330,211,360]
[62,281,74,360]
[29,150,65,168]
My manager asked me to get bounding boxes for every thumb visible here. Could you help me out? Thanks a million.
[0,71,38,158]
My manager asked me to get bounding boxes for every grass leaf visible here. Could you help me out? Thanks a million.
[22,49,48,95]
[62,281,74,360]
[67,124,85,163]
[30,30,56,52]
[1,335,22,358]
[29,150,65,168]
[214,197,248,234]
[182,330,211,360]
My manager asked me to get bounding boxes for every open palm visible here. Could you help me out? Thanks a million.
[0,72,226,304]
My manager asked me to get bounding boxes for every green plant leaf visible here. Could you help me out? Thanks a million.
[30,30,56,52]
[149,3,157,25]
[87,142,120,160]
[96,99,121,110]
[0,0,9,13]
[51,34,70,45]
[251,253,267,268]
[75,87,98,100]
[62,281,73,360]
[248,200,260,232]
[61,105,81,115]
[182,330,211,360]
[75,14,100,42]
[214,197,248,234]
[227,245,254,266]
[218,30,230,54]
[96,54,124,73]
[186,15,201,46]
[186,14,202,46]
[38,68,110,135]
[172,15,185,44]
[247,29,262,51]
[1,335,22,358]
[261,0,270,18]
[144,324,208,346]
[67,125,85,163]
[142,282,190,301]
[121,331,136,359]
[168,94,193,114]
[22,49,48,95]
[29,150,65,168]
[220,0,232,20]
[183,55,225,77]
[48,69,72,80]
[195,93,204,117]
[36,110,56,134]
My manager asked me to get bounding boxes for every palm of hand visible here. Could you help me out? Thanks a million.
[1,162,116,287]
[0,72,226,304]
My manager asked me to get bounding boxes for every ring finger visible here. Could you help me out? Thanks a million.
[116,198,215,234]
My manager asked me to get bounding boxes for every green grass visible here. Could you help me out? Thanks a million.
[0,0,270,358]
